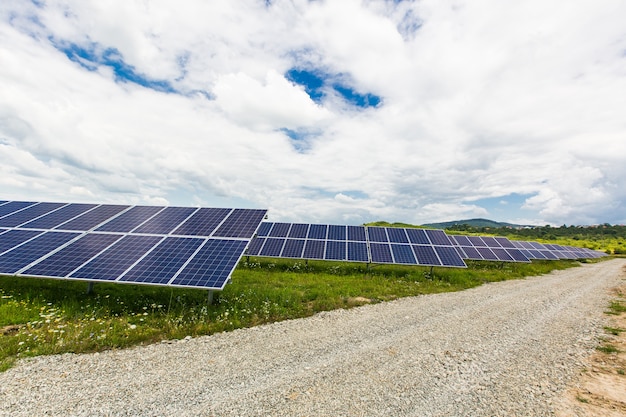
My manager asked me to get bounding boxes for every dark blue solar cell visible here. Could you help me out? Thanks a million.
[325,240,346,260]
[132,206,197,234]
[212,209,267,238]
[56,205,129,231]
[386,228,409,244]
[520,241,536,249]
[0,201,37,218]
[288,223,309,239]
[412,245,441,265]
[0,229,44,255]
[468,236,486,247]
[307,224,327,240]
[70,235,163,281]
[460,246,482,260]
[425,229,452,246]
[367,227,388,243]
[327,225,346,241]
[491,248,514,261]
[347,241,369,262]
[0,202,65,227]
[281,239,305,258]
[495,237,516,249]
[246,237,265,256]
[347,226,366,242]
[405,228,429,245]
[390,244,416,264]
[0,231,79,274]
[268,222,291,237]
[120,237,204,284]
[370,243,393,263]
[256,222,273,237]
[172,207,232,237]
[526,249,544,259]
[23,233,123,277]
[434,246,466,267]
[506,249,530,262]
[96,205,165,233]
[171,239,248,289]
[481,237,500,248]
[259,238,285,257]
[476,247,498,260]
[451,235,472,246]
[20,203,97,229]
[303,239,325,259]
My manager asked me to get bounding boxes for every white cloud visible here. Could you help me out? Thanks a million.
[1,0,625,226]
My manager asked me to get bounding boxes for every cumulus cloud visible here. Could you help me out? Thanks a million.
[1,0,625,225]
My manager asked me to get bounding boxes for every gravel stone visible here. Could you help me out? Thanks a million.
[1,259,624,416]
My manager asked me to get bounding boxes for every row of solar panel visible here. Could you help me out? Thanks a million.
[0,201,266,238]
[248,223,605,266]
[247,236,467,267]
[249,223,466,267]
[447,235,605,261]
[0,228,247,290]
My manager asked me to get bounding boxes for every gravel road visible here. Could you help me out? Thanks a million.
[1,259,624,417]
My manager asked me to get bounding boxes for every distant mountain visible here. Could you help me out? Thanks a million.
[421,218,531,229]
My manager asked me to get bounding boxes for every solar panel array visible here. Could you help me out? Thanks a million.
[247,222,467,268]
[448,234,605,261]
[0,200,266,290]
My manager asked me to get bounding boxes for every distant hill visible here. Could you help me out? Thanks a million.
[421,218,531,229]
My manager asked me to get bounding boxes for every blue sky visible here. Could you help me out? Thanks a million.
[1,0,625,226]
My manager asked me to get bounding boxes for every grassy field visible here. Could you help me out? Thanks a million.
[0,256,595,372]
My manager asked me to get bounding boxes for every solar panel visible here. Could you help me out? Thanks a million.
[328,225,347,241]
[56,204,130,231]
[23,233,123,277]
[413,245,441,265]
[0,201,37,218]
[347,225,366,242]
[325,240,346,260]
[0,229,45,255]
[260,238,285,257]
[282,239,305,258]
[246,237,265,256]
[370,243,393,263]
[0,231,79,274]
[367,227,388,243]
[96,205,165,233]
[132,206,197,235]
[425,229,453,246]
[288,223,309,239]
[256,222,272,237]
[308,224,327,240]
[268,222,291,237]
[387,228,409,244]
[347,241,369,262]
[0,202,65,227]
[70,235,164,281]
[390,244,417,264]
[434,246,467,267]
[170,239,249,289]
[0,200,267,292]
[119,237,205,284]
[212,209,267,238]
[20,203,98,229]
[303,239,325,259]
[406,228,430,245]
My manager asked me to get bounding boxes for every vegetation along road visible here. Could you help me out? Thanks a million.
[1,258,624,416]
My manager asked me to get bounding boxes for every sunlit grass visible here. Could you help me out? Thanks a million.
[0,258,586,371]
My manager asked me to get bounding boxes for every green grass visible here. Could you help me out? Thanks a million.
[0,258,585,371]
[597,344,620,354]
[605,300,626,315]
[604,326,624,336]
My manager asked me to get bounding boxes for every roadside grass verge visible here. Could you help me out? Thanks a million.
[0,258,587,371]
